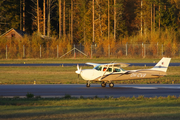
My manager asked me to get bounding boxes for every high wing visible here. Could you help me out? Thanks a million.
[86,62,130,67]
[86,63,101,67]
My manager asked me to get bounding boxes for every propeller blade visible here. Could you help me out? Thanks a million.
[80,67,82,72]
[75,64,82,74]
[77,64,80,71]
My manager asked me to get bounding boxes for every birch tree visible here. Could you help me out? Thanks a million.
[63,0,65,37]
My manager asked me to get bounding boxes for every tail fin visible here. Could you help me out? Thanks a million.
[151,57,171,72]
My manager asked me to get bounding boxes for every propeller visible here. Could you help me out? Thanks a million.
[75,64,82,74]
[75,64,82,80]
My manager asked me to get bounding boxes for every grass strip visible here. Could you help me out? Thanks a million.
[0,95,180,120]
[0,66,180,84]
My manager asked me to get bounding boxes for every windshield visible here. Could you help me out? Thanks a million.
[94,65,102,71]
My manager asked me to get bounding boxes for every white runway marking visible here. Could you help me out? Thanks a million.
[133,87,157,89]
[116,84,180,89]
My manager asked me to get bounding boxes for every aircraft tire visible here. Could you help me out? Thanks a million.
[86,83,90,87]
[101,82,106,87]
[109,83,114,88]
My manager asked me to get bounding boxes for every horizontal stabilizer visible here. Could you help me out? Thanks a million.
[151,74,166,76]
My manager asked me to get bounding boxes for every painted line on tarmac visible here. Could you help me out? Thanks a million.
[129,86,180,89]
[133,87,157,89]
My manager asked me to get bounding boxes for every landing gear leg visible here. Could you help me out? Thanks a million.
[109,82,114,88]
[86,81,90,87]
[101,82,106,87]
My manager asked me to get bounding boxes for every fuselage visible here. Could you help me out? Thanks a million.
[79,66,166,82]
[75,57,171,88]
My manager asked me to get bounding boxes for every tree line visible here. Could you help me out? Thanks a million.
[0,0,180,46]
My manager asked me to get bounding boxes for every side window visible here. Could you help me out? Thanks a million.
[103,67,107,71]
[103,67,112,72]
[114,68,121,72]
[107,68,112,72]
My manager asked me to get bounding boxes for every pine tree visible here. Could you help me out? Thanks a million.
[116,0,127,40]
[0,0,20,33]
[160,0,178,30]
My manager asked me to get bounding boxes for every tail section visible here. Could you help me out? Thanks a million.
[151,57,171,72]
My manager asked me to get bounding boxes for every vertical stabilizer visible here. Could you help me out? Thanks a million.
[151,57,171,72]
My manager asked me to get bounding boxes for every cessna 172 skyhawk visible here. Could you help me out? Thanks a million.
[75,57,171,88]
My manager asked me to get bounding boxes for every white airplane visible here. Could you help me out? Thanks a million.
[75,57,171,88]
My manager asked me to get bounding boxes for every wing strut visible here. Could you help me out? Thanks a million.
[98,64,113,81]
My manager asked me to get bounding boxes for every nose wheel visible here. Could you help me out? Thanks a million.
[109,82,114,88]
[86,81,90,87]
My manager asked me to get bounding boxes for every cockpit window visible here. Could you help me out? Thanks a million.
[94,66,112,72]
[107,68,112,72]
[103,67,112,72]
[94,65,102,71]
[103,67,107,71]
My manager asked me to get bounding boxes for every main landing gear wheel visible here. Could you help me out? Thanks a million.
[109,82,114,88]
[101,82,106,87]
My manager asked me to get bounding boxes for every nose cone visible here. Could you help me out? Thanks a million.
[75,70,80,74]
[80,69,94,80]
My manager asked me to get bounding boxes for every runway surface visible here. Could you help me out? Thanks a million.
[0,63,180,66]
[1,84,180,98]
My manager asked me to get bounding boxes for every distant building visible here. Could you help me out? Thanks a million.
[0,28,27,39]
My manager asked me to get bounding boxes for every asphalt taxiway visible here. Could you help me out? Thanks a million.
[0,84,180,98]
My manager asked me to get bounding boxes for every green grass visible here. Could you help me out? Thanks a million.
[0,66,84,84]
[0,66,180,84]
[0,96,180,120]
[0,57,180,64]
